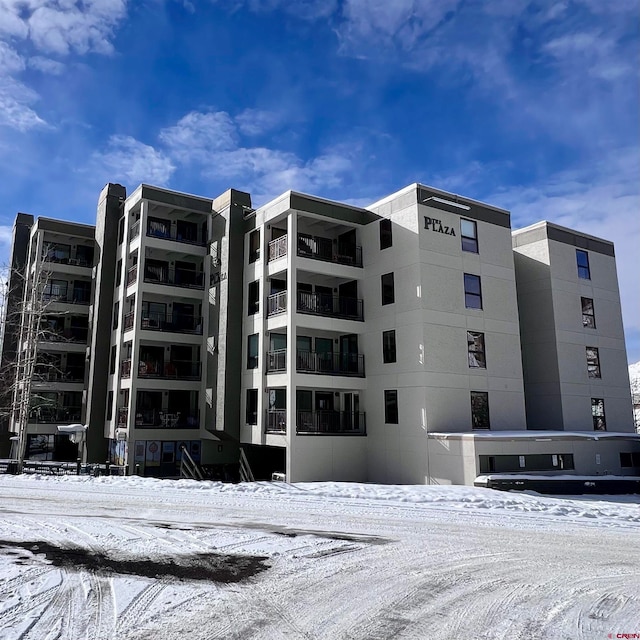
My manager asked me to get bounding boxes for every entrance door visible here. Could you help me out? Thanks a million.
[338,280,358,318]
[339,334,358,374]
[315,391,334,432]
[337,229,357,264]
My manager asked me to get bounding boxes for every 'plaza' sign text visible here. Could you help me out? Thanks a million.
[424,216,456,236]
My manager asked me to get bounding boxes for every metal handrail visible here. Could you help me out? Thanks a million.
[297,292,364,321]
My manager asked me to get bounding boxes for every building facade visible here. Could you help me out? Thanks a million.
[1,181,637,483]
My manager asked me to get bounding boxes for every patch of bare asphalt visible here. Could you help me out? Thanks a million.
[0,540,269,583]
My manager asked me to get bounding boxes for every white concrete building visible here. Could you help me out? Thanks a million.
[2,181,638,484]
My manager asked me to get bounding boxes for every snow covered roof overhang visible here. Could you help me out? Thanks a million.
[428,431,640,442]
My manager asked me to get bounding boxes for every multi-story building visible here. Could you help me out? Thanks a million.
[1,181,637,483]
[5,217,95,461]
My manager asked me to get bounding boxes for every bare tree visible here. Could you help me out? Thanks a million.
[0,248,68,470]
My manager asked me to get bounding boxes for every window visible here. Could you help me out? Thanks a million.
[76,245,94,266]
[384,390,398,424]
[576,249,591,280]
[381,273,395,305]
[586,346,601,378]
[246,389,258,425]
[43,279,68,301]
[248,280,259,315]
[247,334,259,369]
[110,345,117,374]
[116,259,122,287]
[467,331,486,368]
[620,452,640,468]
[592,398,606,431]
[113,301,119,330]
[581,297,596,329]
[118,217,125,244]
[461,219,478,253]
[380,218,392,250]
[106,391,113,420]
[382,330,396,363]
[464,274,483,309]
[471,391,490,429]
[249,229,260,263]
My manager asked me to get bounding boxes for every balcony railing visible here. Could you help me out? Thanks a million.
[143,265,204,290]
[296,411,366,435]
[140,312,203,334]
[127,265,138,286]
[130,221,140,241]
[267,291,287,316]
[124,312,135,331]
[297,234,363,268]
[268,235,288,262]
[120,359,132,378]
[44,256,93,268]
[146,224,205,246]
[297,292,364,321]
[265,410,287,434]
[134,409,200,429]
[29,406,82,424]
[39,328,88,343]
[42,291,91,305]
[297,350,365,377]
[118,407,128,425]
[34,368,85,382]
[137,360,201,380]
[266,349,287,372]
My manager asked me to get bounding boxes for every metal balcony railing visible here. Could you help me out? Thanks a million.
[297,234,363,267]
[123,312,135,331]
[297,292,364,321]
[140,312,203,334]
[143,265,204,290]
[267,291,287,316]
[268,235,288,261]
[296,411,366,435]
[42,291,91,305]
[118,407,128,425]
[266,349,287,372]
[265,410,287,434]
[127,265,138,285]
[39,328,88,343]
[296,350,365,377]
[120,359,132,378]
[134,409,200,429]
[146,224,205,246]
[130,221,140,241]
[137,360,201,380]
[33,367,85,382]
[29,406,83,424]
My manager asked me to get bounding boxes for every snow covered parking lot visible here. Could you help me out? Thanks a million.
[0,475,639,640]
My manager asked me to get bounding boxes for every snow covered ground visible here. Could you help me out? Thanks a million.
[0,476,639,640]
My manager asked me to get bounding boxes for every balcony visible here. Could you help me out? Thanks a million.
[39,328,89,343]
[139,312,203,334]
[265,410,287,434]
[146,222,205,246]
[127,265,138,286]
[268,235,287,262]
[297,292,364,321]
[137,359,201,380]
[134,409,200,429]
[297,350,365,377]
[34,367,85,383]
[120,359,132,378]
[143,265,204,290]
[42,291,91,305]
[123,312,135,331]
[130,221,140,242]
[118,407,128,425]
[297,234,363,268]
[296,411,366,435]
[266,350,365,376]
[29,406,82,424]
[267,291,288,317]
[266,349,287,373]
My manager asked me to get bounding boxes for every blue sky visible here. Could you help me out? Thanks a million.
[0,0,638,362]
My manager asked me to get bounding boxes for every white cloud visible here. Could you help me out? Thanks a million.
[0,77,46,131]
[93,135,176,186]
[0,0,127,56]
[0,224,12,247]
[27,56,66,75]
[235,108,282,137]
[159,111,238,161]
